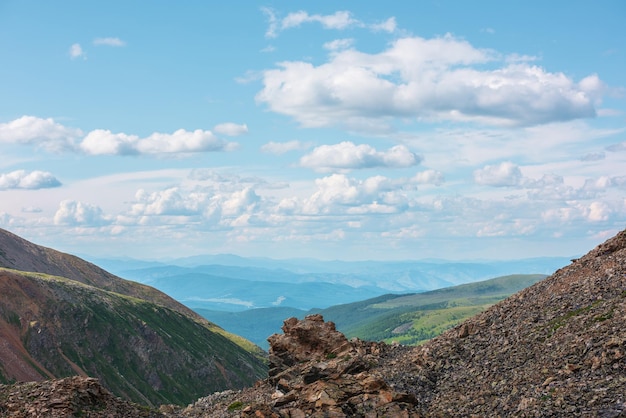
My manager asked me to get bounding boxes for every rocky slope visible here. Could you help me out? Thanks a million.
[173,228,626,417]
[0,229,267,406]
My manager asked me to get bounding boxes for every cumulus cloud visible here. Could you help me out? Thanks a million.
[128,181,261,227]
[131,188,203,216]
[79,128,237,156]
[300,141,421,172]
[257,35,604,128]
[474,161,522,187]
[213,123,248,136]
[136,129,237,155]
[93,37,126,47]
[585,201,611,222]
[293,173,416,215]
[411,169,444,186]
[264,9,396,38]
[0,116,238,157]
[69,43,85,59]
[0,170,61,190]
[0,115,82,152]
[53,200,109,226]
[261,140,312,154]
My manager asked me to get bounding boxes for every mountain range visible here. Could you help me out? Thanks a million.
[93,254,570,311]
[196,273,547,349]
[1,227,625,416]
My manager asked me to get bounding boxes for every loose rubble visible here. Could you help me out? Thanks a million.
[0,376,161,417]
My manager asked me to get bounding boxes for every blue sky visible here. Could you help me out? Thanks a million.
[0,1,625,261]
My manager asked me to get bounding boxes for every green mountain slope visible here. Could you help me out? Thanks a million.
[315,274,546,345]
[0,228,268,406]
[0,267,266,406]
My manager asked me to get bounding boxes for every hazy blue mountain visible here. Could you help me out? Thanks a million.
[195,307,307,350]
[192,273,547,350]
[120,272,383,311]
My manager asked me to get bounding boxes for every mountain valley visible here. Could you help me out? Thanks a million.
[1,227,625,416]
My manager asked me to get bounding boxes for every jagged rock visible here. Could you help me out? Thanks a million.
[0,376,163,417]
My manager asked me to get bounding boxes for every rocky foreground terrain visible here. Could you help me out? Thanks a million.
[2,228,626,417]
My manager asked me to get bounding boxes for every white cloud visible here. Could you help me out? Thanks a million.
[261,6,279,38]
[370,17,397,33]
[131,188,203,216]
[93,37,126,47]
[281,10,357,30]
[412,169,444,186]
[257,35,604,129]
[79,130,139,155]
[72,123,227,155]
[0,115,81,152]
[53,200,109,226]
[586,201,620,222]
[213,122,248,136]
[474,161,522,187]
[136,129,237,154]
[261,140,312,154]
[323,38,354,51]
[525,174,591,200]
[297,173,412,215]
[0,170,61,190]
[265,9,396,38]
[1,116,239,157]
[299,141,421,172]
[222,187,260,216]
[69,43,85,59]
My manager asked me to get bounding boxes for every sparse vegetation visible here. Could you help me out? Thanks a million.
[227,401,244,411]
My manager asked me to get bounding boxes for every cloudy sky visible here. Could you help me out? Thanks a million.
[0,1,625,261]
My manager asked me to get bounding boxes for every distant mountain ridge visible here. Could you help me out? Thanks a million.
[97,253,570,314]
[197,273,546,349]
[0,228,267,406]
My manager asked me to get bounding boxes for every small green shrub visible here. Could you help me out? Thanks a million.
[228,401,244,411]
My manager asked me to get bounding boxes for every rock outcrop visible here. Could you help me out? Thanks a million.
[0,376,162,417]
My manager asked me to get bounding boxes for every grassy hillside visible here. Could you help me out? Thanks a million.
[0,268,267,406]
[315,274,546,345]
